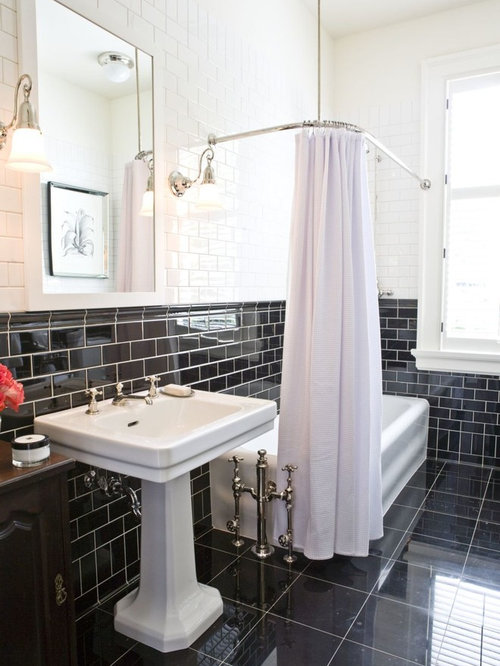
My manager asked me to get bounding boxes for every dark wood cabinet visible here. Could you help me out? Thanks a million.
[0,441,76,665]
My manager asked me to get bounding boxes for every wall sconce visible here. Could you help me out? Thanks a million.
[98,52,134,83]
[0,74,51,173]
[168,146,222,210]
[136,150,154,217]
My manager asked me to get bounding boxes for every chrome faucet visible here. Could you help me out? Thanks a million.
[146,375,160,399]
[85,387,102,414]
[112,381,153,406]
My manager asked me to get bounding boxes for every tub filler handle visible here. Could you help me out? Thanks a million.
[227,455,246,547]
[277,464,298,564]
[226,450,298,563]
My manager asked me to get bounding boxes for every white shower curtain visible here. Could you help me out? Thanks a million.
[116,159,154,292]
[274,128,383,559]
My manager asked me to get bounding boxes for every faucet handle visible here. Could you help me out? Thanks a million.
[146,375,160,398]
[85,387,102,415]
[115,381,124,394]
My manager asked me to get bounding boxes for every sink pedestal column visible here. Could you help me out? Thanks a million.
[114,473,223,652]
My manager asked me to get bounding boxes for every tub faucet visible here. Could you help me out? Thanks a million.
[112,381,153,406]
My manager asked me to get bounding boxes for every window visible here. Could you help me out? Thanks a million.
[443,73,500,352]
[414,46,500,375]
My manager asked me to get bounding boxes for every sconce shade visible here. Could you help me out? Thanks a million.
[139,189,154,217]
[196,161,222,210]
[196,183,222,210]
[1,75,52,173]
[6,127,52,173]
[98,52,134,83]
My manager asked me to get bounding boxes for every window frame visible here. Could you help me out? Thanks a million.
[413,45,500,375]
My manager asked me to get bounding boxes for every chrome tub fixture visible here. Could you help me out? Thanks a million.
[0,73,51,172]
[227,450,298,563]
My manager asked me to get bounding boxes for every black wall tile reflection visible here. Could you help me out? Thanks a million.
[51,327,85,349]
[11,330,49,353]
[143,319,166,339]
[117,321,142,342]
[0,355,31,378]
[32,351,68,376]
[70,346,102,370]
[86,325,115,346]
[0,333,8,356]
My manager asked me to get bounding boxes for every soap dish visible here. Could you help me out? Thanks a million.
[160,384,194,398]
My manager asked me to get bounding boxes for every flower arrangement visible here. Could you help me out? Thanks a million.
[0,363,24,412]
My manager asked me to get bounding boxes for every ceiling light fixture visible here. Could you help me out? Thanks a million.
[98,51,134,83]
[0,73,52,173]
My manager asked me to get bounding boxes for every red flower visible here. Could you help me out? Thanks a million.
[0,363,25,412]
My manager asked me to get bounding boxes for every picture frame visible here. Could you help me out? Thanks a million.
[48,181,109,278]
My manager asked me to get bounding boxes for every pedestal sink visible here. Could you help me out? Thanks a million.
[34,389,276,652]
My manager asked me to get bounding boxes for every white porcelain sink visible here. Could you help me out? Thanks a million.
[34,389,276,482]
[34,389,276,653]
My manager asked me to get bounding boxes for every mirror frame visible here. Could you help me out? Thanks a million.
[17,0,165,311]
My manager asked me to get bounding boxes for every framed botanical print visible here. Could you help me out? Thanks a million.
[48,181,109,278]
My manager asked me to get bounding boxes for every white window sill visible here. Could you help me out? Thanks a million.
[411,349,500,376]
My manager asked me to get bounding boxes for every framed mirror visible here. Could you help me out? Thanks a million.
[18,0,164,310]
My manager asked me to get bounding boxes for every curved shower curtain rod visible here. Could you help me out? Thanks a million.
[207,120,431,190]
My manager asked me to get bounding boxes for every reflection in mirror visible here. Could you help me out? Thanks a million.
[35,0,154,294]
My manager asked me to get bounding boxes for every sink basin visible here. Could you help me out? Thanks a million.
[34,388,277,653]
[34,389,277,482]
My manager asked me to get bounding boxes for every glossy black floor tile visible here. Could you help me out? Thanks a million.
[189,600,264,663]
[405,460,444,491]
[383,503,421,532]
[471,519,500,551]
[463,546,500,588]
[76,608,138,666]
[407,509,477,545]
[392,484,427,509]
[434,578,500,666]
[390,531,469,576]
[433,621,500,666]
[269,573,368,636]
[195,543,238,585]
[372,559,457,610]
[479,498,500,525]
[75,461,500,666]
[305,553,391,593]
[369,526,406,559]
[224,614,341,666]
[422,489,482,520]
[346,595,446,665]
[484,471,500,501]
[112,644,221,665]
[209,555,299,611]
[328,639,418,665]
[241,545,311,573]
[433,463,490,499]
[195,528,254,557]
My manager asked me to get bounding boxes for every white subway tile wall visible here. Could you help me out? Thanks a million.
[0,0,319,307]
[3,1,497,305]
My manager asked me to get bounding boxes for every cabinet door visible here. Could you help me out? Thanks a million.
[0,475,75,666]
